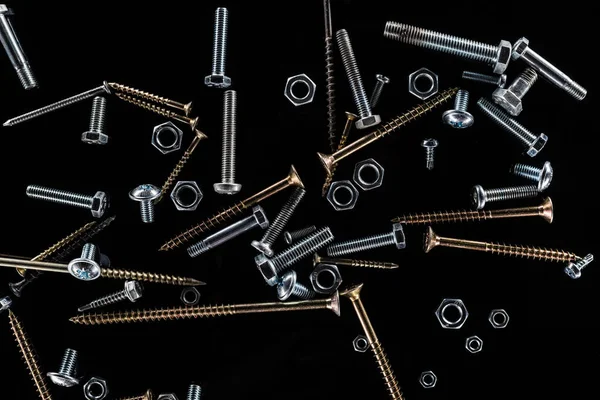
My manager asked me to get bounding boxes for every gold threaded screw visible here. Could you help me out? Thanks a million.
[322,112,358,197]
[117,389,154,400]
[313,254,398,270]
[109,82,193,116]
[114,93,199,131]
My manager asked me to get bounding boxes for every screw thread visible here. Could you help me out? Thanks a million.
[161,150,192,195]
[462,71,502,86]
[81,243,98,261]
[26,185,93,210]
[292,282,315,300]
[89,96,106,133]
[511,163,542,182]
[221,90,237,184]
[477,98,537,144]
[564,80,587,101]
[336,29,372,118]
[394,209,494,224]
[212,7,228,75]
[325,36,337,151]
[285,225,317,244]
[273,227,334,273]
[425,147,435,170]
[485,185,539,203]
[371,341,405,400]
[115,93,193,127]
[519,67,538,86]
[109,82,189,113]
[571,254,594,271]
[140,201,154,223]
[187,240,210,258]
[100,268,199,286]
[57,349,78,377]
[15,65,38,90]
[259,187,306,248]
[487,243,577,262]
[79,290,129,312]
[349,259,398,269]
[327,232,395,257]
[187,384,202,400]
[454,89,469,111]
[118,390,153,400]
[370,79,387,109]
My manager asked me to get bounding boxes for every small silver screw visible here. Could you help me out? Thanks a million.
[510,161,553,191]
[471,184,539,210]
[0,6,38,90]
[326,223,405,257]
[370,74,390,109]
[284,225,317,245]
[67,243,103,281]
[564,254,594,280]
[26,184,108,218]
[492,68,538,116]
[78,281,143,312]
[462,71,507,88]
[442,89,474,129]
[421,138,438,170]
[0,296,12,313]
[214,90,241,194]
[81,96,109,145]
[47,348,80,387]
[187,384,202,400]
[204,7,231,88]
[277,270,315,301]
[129,184,161,223]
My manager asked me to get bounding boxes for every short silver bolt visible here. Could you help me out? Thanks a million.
[47,348,80,387]
[204,7,231,88]
[81,96,109,145]
[564,254,594,280]
[0,296,12,313]
[284,225,317,245]
[492,68,538,116]
[421,138,438,170]
[214,90,241,194]
[471,184,539,210]
[277,270,315,301]
[462,71,507,88]
[442,89,474,129]
[67,243,103,281]
[326,223,405,257]
[78,280,143,312]
[129,184,161,223]
[369,74,390,109]
[0,5,38,89]
[187,384,202,400]
[510,161,553,191]
[26,184,108,218]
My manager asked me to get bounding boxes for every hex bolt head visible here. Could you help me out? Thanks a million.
[124,280,143,302]
[91,191,109,218]
[0,296,12,312]
[255,253,279,287]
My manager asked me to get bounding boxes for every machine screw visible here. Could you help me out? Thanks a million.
[68,243,102,281]
[462,71,506,88]
[336,29,381,130]
[313,253,398,270]
[493,68,538,116]
[384,21,511,74]
[81,96,109,145]
[0,5,38,89]
[214,90,241,194]
[187,384,202,400]
[477,97,548,157]
[326,223,405,257]
[511,161,553,191]
[47,348,80,387]
[564,254,594,280]
[205,7,231,88]
[442,89,473,128]
[26,184,108,218]
[421,138,438,170]
[129,184,161,223]
[284,225,316,245]
[78,281,143,312]
[370,74,390,109]
[472,184,539,210]
[277,270,315,300]
[187,206,269,257]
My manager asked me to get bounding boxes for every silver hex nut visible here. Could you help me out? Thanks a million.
[170,181,203,211]
[352,335,369,353]
[284,74,316,106]
[353,158,384,191]
[83,377,108,400]
[465,336,483,354]
[419,371,437,388]
[488,309,510,328]
[435,298,469,329]
[310,264,342,294]
[152,122,183,155]
[409,68,438,100]
[327,180,359,211]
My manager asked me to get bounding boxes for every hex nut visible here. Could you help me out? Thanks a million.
[310,264,342,294]
[327,180,359,211]
[170,181,203,211]
[465,336,483,354]
[152,122,183,155]
[284,74,316,106]
[83,377,108,400]
[353,335,369,353]
[353,158,384,191]
[181,287,201,306]
[419,371,437,388]
[157,394,179,400]
[409,68,438,100]
[435,298,469,329]
[488,309,509,329]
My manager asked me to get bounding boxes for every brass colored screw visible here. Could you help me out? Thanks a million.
[160,165,304,251]
[118,389,154,400]
[69,292,340,325]
[322,112,358,197]
[393,197,553,225]
[8,310,54,400]
[313,254,398,270]
[424,226,579,262]
[341,284,404,399]
[109,82,193,116]
[114,93,199,131]
[317,87,458,175]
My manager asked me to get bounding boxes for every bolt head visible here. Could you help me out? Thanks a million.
[526,133,548,157]
[81,131,109,145]
[157,394,179,400]
[538,161,553,191]
[512,37,530,61]
[255,254,278,286]
[492,88,523,116]
[68,258,101,281]
[0,296,12,311]
[204,74,231,88]
[494,40,513,74]
[442,110,474,128]
[471,185,486,210]
[392,223,406,249]
[498,74,508,88]
[47,372,80,387]
[276,270,297,301]
[251,240,274,257]
[91,191,108,218]
[213,182,242,195]
[129,184,161,202]
[355,115,381,130]
[376,74,390,84]
[251,205,269,229]
[124,281,143,302]
[421,138,438,148]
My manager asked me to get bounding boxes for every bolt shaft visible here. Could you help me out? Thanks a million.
[140,201,154,223]
[218,90,238,186]
[510,68,537,99]
[291,281,315,300]
[477,97,538,145]
[187,384,202,400]
[462,71,504,86]
[285,225,317,245]
[272,227,334,274]
[454,89,469,112]
[0,11,38,89]
[26,185,94,210]
[78,288,129,312]
[211,7,228,76]
[56,349,78,378]
[327,231,394,257]
[483,185,539,204]
[323,0,337,152]
[370,75,389,108]
[88,96,107,134]
[511,163,542,182]
[80,243,98,261]
[424,147,435,170]
[315,254,398,270]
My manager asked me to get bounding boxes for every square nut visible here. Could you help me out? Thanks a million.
[152,122,183,155]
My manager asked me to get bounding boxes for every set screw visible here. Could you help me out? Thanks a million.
[26,184,108,218]
[47,348,80,387]
[326,223,405,257]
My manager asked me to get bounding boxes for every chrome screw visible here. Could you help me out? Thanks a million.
[462,71,506,88]
[0,5,37,89]
[187,384,202,400]
[204,7,231,88]
[284,225,316,245]
[214,90,241,194]
[471,184,539,210]
[277,270,315,301]
[47,348,80,387]
[68,243,103,281]
[564,254,594,280]
[421,138,438,170]
[81,96,109,145]
[129,184,161,223]
[370,74,390,109]
[26,184,108,218]
[78,281,143,312]
[442,89,474,129]
[492,68,538,116]
[510,161,553,191]
[327,223,405,257]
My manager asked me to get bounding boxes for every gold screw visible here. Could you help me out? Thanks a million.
[8,310,54,400]
[393,197,553,225]
[114,93,199,131]
[341,284,404,400]
[424,226,579,262]
[117,389,154,400]
[160,165,304,251]
[322,112,358,197]
[109,82,193,116]
[69,292,340,325]
[313,253,398,270]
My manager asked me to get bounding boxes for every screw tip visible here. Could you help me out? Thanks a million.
[3,120,12,127]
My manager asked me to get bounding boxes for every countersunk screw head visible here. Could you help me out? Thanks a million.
[392,223,406,249]
[129,184,161,202]
[204,74,231,88]
[124,281,143,302]
[255,253,278,286]
[276,270,298,301]
[47,372,79,387]
[442,109,474,128]
[91,191,108,218]
[471,185,487,209]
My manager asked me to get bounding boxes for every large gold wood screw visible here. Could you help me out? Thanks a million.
[117,389,154,400]
[322,112,358,196]
[114,93,199,131]
[313,254,398,270]
[109,82,193,116]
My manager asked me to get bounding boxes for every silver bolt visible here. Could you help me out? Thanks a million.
[492,68,538,116]
[284,225,317,245]
[442,89,474,128]
[26,184,108,218]
[129,184,161,223]
[277,270,315,301]
[477,97,548,157]
[3,81,111,127]
[0,6,37,90]
[462,71,507,88]
[336,29,381,130]
[77,281,143,312]
[214,90,241,194]
[0,296,12,313]
[47,348,80,387]
[384,21,512,74]
[81,96,109,145]
[512,37,586,101]
[369,74,390,109]
[510,161,553,191]
[326,223,405,257]
[188,206,269,257]
[67,243,103,281]
[187,384,202,400]
[471,185,539,210]
[252,187,306,256]
[421,138,438,170]
[564,254,594,280]
[204,7,231,88]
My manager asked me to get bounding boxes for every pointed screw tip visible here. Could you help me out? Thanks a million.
[3,120,12,127]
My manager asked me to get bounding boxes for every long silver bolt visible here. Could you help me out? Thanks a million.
[384,21,512,74]
[327,223,405,257]
[256,227,334,286]
[77,281,143,312]
[3,81,111,127]
[67,243,102,281]
[129,184,161,223]
[370,74,390,109]
[47,348,80,387]
[442,89,474,128]
[492,68,538,116]
[26,185,108,218]
[187,206,269,257]
[277,270,315,301]
[214,90,241,194]
[510,161,553,191]
[477,97,548,157]
[564,254,594,280]
[81,96,109,145]
[421,138,438,170]
[204,7,231,88]
[187,384,202,400]
[284,225,317,245]
[0,5,37,90]
[512,37,586,101]
[462,71,507,88]
[252,187,306,256]
[471,185,539,210]
[336,29,381,130]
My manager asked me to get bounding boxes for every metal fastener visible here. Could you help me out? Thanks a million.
[205,7,231,88]
[284,225,316,245]
[488,309,510,329]
[419,371,437,389]
[83,377,108,400]
[493,68,538,116]
[277,270,315,300]
[465,336,483,353]
[435,298,469,329]
[421,138,438,170]
[323,0,337,151]
[78,281,143,312]
[370,74,390,109]
[68,243,102,281]
[564,254,594,279]
[510,161,553,191]
[82,96,109,144]
[47,348,80,387]
[214,90,241,194]
[322,112,359,196]
[353,335,369,353]
[118,389,154,400]
[442,89,474,128]
[115,93,199,131]
[108,82,193,116]
[0,5,38,89]
[472,184,539,210]
[129,184,161,223]
[152,122,183,154]
[326,223,405,257]
[310,263,342,294]
[187,384,201,400]
[462,71,506,88]
[26,184,108,218]
[314,253,399,270]
[0,296,12,312]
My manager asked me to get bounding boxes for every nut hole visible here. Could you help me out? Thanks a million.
[441,303,463,325]
[423,374,434,385]
[468,339,481,351]
[493,312,506,325]
[358,164,380,186]
[332,185,353,207]
[316,269,336,290]
[156,127,178,148]
[290,80,310,100]
[176,186,198,207]
[414,73,434,93]
[87,382,106,398]
[356,337,368,350]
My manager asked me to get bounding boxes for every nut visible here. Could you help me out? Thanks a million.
[488,309,509,329]
[465,336,483,354]
[170,181,203,211]
[0,296,12,311]
[409,68,438,100]
[152,122,183,155]
[419,371,437,388]
[327,180,359,211]
[435,298,469,329]
[255,253,278,287]
[353,158,384,191]
[181,287,201,306]
[352,335,369,353]
[284,74,316,106]
[157,394,179,400]
[494,40,512,74]
[83,377,108,400]
[310,264,342,294]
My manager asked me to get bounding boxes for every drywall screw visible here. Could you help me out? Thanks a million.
[78,281,143,312]
[511,161,553,191]
[393,197,554,225]
[205,7,231,88]
[462,71,506,88]
[477,97,548,157]
[336,29,380,130]
[564,254,594,279]
[277,270,315,301]
[421,138,438,170]
[493,68,538,116]
[115,93,199,131]
[160,165,304,251]
[81,96,109,145]
[327,223,405,257]
[322,112,358,196]
[252,187,306,256]
[512,37,586,100]
[108,82,192,116]
[384,21,511,74]
[313,253,398,270]
[323,0,337,152]
[69,291,341,325]
[317,88,457,176]
[424,226,579,262]
[8,310,54,400]
[214,90,241,194]
[187,384,201,400]
[0,5,37,89]
[47,348,80,387]
[284,225,317,245]
[370,74,390,109]
[472,184,539,210]
[118,389,154,400]
[26,185,108,218]
[3,81,111,127]
[341,284,405,399]
[129,184,161,223]
[256,227,335,286]
[187,206,269,257]
[442,89,474,128]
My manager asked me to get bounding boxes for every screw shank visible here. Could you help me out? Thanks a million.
[0,256,70,274]
[348,298,378,345]
[438,236,488,252]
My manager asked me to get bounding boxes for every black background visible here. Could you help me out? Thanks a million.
[0,1,597,399]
